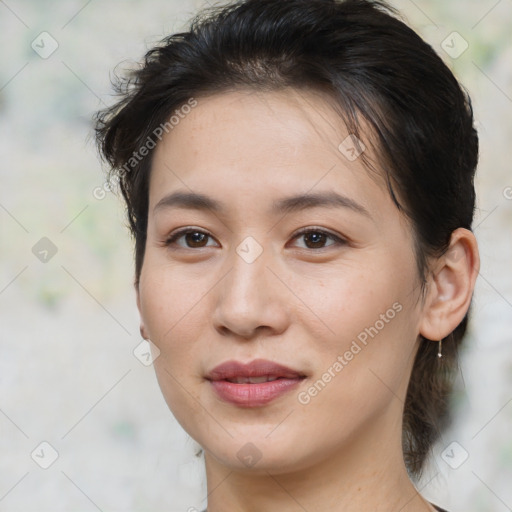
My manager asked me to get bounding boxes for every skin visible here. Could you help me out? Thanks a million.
[136,88,480,512]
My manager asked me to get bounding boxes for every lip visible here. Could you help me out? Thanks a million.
[206,359,306,407]
[206,358,306,381]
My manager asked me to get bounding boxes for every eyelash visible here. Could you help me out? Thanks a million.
[163,226,347,251]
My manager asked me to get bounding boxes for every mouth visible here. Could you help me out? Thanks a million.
[206,358,306,382]
[206,359,307,407]
[223,375,298,384]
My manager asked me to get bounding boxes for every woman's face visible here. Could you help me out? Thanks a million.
[137,88,426,473]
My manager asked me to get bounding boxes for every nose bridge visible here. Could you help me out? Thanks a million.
[212,234,287,336]
[227,235,272,305]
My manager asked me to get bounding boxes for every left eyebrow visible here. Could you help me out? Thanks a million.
[153,190,371,218]
[271,191,371,218]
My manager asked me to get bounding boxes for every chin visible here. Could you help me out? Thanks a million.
[200,432,315,475]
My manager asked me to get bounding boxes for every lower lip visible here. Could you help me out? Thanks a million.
[209,378,304,407]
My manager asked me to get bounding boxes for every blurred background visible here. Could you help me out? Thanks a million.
[0,1,511,511]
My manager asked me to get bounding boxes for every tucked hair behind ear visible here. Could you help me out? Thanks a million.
[94,0,478,478]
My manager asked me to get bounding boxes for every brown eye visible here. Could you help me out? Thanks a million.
[164,227,346,251]
[165,228,217,249]
[303,231,328,249]
[292,228,346,250]
[183,231,209,247]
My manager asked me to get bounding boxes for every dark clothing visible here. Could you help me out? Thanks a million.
[201,504,448,511]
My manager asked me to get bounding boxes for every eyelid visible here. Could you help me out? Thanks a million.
[290,226,345,241]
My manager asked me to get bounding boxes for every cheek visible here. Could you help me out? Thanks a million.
[138,261,212,400]
[306,259,419,398]
[139,263,209,426]
[305,263,401,341]
[139,257,207,343]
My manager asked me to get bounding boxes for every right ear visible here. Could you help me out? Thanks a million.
[135,283,150,340]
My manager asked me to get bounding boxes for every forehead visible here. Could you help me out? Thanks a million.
[149,88,390,218]
[155,88,359,162]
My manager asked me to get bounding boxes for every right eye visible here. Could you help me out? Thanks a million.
[164,228,218,249]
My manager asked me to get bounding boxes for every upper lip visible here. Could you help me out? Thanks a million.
[206,358,306,381]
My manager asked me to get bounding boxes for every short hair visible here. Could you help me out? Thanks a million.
[94,0,478,478]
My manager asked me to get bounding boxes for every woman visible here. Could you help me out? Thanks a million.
[94,0,480,510]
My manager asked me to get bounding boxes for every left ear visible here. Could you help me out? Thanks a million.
[419,227,480,341]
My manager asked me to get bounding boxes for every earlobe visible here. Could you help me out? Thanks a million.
[136,285,150,340]
[419,228,480,342]
[139,324,149,340]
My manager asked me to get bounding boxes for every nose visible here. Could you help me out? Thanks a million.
[212,244,289,339]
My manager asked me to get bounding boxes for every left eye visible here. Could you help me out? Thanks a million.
[290,228,346,250]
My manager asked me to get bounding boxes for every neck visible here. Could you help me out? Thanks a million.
[202,404,434,512]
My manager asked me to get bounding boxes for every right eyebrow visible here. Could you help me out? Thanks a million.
[153,191,224,215]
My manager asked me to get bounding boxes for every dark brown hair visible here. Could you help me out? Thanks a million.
[94,0,478,478]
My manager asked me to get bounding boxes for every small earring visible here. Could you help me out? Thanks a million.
[437,339,442,358]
